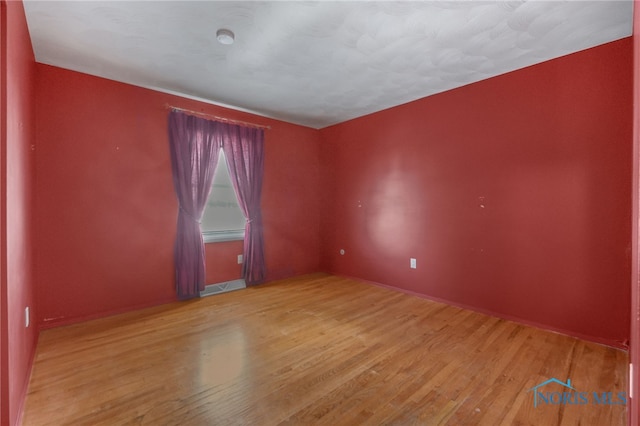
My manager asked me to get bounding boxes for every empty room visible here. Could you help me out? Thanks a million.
[2,1,640,425]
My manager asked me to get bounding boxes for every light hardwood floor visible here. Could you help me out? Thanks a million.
[23,274,628,425]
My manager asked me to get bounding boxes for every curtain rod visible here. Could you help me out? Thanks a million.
[166,104,271,130]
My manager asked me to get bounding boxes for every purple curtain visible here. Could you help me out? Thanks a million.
[222,125,266,285]
[168,111,221,299]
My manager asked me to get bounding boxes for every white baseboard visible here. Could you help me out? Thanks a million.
[200,279,246,297]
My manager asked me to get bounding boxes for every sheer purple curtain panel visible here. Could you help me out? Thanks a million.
[222,125,266,285]
[168,111,221,299]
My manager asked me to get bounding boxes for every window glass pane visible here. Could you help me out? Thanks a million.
[201,149,246,233]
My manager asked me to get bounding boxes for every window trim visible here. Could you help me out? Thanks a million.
[203,229,245,243]
[201,148,245,244]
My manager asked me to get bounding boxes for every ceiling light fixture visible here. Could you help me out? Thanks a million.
[216,28,235,45]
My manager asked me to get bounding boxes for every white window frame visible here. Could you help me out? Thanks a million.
[203,229,244,243]
[202,149,245,244]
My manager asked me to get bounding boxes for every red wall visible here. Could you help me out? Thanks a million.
[1,1,37,425]
[204,241,243,284]
[34,66,321,328]
[320,38,633,348]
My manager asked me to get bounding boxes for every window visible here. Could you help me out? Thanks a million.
[201,149,246,243]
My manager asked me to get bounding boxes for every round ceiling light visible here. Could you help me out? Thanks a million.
[216,29,235,45]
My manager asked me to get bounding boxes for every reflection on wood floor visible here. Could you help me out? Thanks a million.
[23,273,628,425]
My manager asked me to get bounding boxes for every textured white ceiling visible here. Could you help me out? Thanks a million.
[24,1,633,129]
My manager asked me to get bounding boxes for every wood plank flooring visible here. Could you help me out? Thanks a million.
[22,274,628,425]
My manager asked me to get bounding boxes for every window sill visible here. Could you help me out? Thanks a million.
[203,230,245,243]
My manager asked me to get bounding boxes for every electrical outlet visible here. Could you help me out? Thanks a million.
[25,307,30,328]
[237,254,243,264]
[410,258,417,269]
